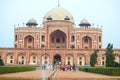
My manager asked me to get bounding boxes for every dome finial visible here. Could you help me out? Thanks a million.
[58,0,60,7]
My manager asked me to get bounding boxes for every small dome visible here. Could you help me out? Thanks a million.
[43,7,74,23]
[79,18,91,27]
[26,18,38,26]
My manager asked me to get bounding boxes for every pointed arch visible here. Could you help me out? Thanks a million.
[101,54,106,66]
[71,35,75,42]
[65,54,74,65]
[77,54,85,66]
[24,35,34,48]
[18,53,26,65]
[6,53,14,64]
[82,36,92,49]
[41,35,45,42]
[41,54,50,65]
[29,53,37,65]
[53,54,61,65]
[50,30,67,48]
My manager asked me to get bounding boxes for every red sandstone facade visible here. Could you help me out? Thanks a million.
[0,6,120,66]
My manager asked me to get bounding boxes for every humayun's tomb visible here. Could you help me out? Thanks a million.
[0,5,120,66]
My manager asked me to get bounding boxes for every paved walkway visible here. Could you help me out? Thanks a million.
[0,69,120,79]
[55,70,120,78]
[0,69,53,79]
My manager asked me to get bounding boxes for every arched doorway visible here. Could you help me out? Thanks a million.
[42,54,50,65]
[77,55,85,66]
[53,54,61,65]
[6,53,14,64]
[50,30,67,48]
[101,55,106,66]
[18,53,26,65]
[29,54,37,65]
[65,55,73,65]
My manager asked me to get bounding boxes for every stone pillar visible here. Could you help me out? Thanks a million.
[74,51,77,65]
[26,51,29,65]
[85,54,90,66]
[14,52,18,64]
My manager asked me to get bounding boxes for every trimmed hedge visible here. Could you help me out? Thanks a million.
[79,67,120,76]
[0,66,36,74]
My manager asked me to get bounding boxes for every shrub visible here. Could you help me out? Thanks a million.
[0,66,36,74]
[79,67,120,76]
[90,49,99,67]
[0,59,4,66]
[114,62,120,67]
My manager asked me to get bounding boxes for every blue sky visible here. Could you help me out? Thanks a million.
[0,0,120,48]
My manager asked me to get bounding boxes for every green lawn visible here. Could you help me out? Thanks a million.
[79,67,120,76]
[0,66,36,74]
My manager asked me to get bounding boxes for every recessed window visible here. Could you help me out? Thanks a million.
[41,45,45,48]
[15,45,17,48]
[28,46,31,48]
[99,36,101,42]
[71,45,75,48]
[79,61,82,65]
[99,45,101,48]
[42,35,45,42]
[33,56,36,59]
[68,57,70,60]
[56,47,60,48]
[33,60,36,63]
[79,57,82,60]
[10,60,13,64]
[85,47,88,49]
[28,37,32,43]
[44,56,47,59]
[56,38,60,43]
[10,56,13,59]
[71,36,75,42]
[85,38,88,43]
[102,57,104,60]
[15,35,17,41]
[21,56,24,59]
[102,61,105,65]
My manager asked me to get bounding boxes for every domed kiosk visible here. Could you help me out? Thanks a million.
[43,7,74,24]
[26,18,38,27]
[79,18,91,28]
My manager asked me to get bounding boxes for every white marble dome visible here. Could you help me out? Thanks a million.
[27,18,37,24]
[43,7,74,23]
[80,18,90,24]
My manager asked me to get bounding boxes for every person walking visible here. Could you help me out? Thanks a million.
[85,63,88,72]
[72,64,77,72]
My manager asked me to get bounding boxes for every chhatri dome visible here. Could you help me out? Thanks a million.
[43,6,74,24]
[26,18,38,27]
[79,18,91,27]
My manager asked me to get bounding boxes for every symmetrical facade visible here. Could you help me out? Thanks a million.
[0,6,120,66]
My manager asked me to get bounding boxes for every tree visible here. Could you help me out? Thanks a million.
[90,49,99,67]
[0,58,4,66]
[105,43,115,67]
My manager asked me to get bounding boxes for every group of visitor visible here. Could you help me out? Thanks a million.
[41,63,89,72]
[60,64,77,71]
